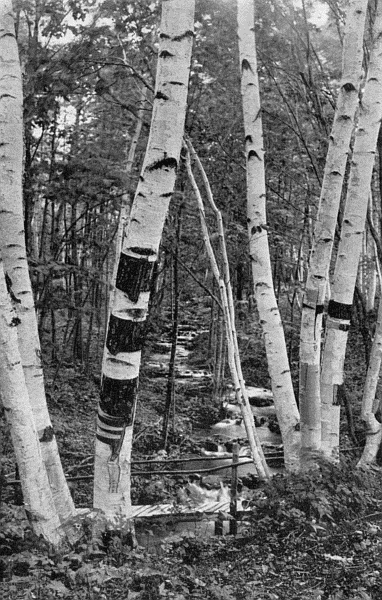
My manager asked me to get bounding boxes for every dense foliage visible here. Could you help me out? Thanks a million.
[1,459,382,599]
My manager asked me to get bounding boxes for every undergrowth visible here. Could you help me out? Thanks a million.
[1,460,382,599]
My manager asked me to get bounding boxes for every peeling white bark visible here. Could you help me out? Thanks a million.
[0,0,75,523]
[358,252,382,467]
[299,0,367,464]
[0,258,63,546]
[94,0,195,521]
[321,3,382,459]
[238,0,300,471]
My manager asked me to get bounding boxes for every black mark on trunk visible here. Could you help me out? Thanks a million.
[107,315,146,355]
[116,253,155,302]
[147,157,178,172]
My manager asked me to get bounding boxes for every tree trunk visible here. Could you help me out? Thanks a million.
[365,203,377,313]
[0,0,75,524]
[0,258,63,546]
[185,146,270,480]
[238,0,300,471]
[162,207,182,448]
[212,309,225,405]
[320,3,382,459]
[93,0,195,521]
[71,201,84,362]
[358,254,382,467]
[299,0,368,464]
[107,88,147,328]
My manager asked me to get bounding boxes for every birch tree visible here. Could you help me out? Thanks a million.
[0,257,63,546]
[185,143,270,479]
[237,0,300,471]
[357,285,382,467]
[320,2,382,458]
[0,0,75,524]
[93,0,195,521]
[299,0,368,463]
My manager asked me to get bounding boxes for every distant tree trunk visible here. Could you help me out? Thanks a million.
[320,4,382,459]
[0,258,63,546]
[299,0,368,464]
[162,206,182,448]
[0,0,75,524]
[212,309,225,404]
[236,263,244,301]
[93,0,195,522]
[238,0,300,470]
[71,201,84,362]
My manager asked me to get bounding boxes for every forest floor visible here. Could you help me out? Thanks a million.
[1,316,382,599]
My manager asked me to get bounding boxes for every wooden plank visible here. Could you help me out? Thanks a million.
[131,499,249,520]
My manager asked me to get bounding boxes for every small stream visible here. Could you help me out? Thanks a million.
[136,325,283,547]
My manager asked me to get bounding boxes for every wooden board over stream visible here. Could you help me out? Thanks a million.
[131,499,248,520]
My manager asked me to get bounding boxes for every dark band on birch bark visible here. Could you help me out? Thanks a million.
[241,58,253,72]
[38,426,54,442]
[248,149,261,161]
[155,91,170,101]
[146,156,178,172]
[159,50,175,59]
[251,224,266,235]
[327,300,352,320]
[106,315,146,355]
[116,253,155,302]
[97,408,126,429]
[96,407,127,447]
[172,30,194,41]
[99,375,138,420]
[96,431,125,449]
[327,321,350,332]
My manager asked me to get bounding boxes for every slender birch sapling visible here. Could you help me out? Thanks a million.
[238,0,300,471]
[185,146,270,479]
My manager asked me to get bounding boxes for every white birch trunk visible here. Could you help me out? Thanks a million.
[106,86,147,324]
[0,0,75,524]
[0,257,63,546]
[299,0,367,463]
[365,223,377,313]
[94,0,195,521]
[238,0,300,471]
[357,251,382,467]
[320,4,382,459]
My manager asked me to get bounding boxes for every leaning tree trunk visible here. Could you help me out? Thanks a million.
[0,0,76,524]
[299,0,368,464]
[320,3,382,459]
[237,0,300,471]
[93,0,195,521]
[357,280,382,468]
[185,145,270,479]
[0,257,63,546]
